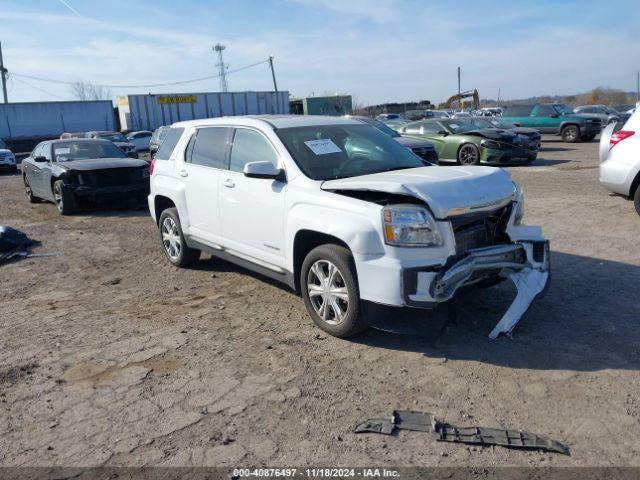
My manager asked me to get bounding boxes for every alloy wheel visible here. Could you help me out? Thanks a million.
[459,145,479,165]
[307,259,349,325]
[161,217,182,260]
[53,182,63,212]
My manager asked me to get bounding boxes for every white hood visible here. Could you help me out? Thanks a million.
[321,166,515,219]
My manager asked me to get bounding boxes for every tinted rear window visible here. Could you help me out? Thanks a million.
[503,105,533,116]
[155,127,184,160]
[186,127,230,169]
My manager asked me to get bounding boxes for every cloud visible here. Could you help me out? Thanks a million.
[287,0,402,23]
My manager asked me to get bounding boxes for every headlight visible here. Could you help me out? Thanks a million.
[513,183,525,225]
[382,205,443,247]
[480,139,503,149]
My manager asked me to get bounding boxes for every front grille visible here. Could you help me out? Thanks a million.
[450,204,512,254]
[79,169,141,187]
[412,147,438,163]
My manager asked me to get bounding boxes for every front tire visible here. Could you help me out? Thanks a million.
[300,244,367,338]
[634,186,640,217]
[158,207,201,267]
[561,125,581,143]
[581,134,596,142]
[53,180,77,215]
[457,143,480,165]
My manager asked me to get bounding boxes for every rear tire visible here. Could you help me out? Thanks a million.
[561,125,581,143]
[634,186,640,217]
[24,176,41,203]
[158,207,201,267]
[581,134,596,142]
[300,244,367,338]
[53,180,77,215]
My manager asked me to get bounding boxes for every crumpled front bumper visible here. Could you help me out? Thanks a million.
[430,240,550,338]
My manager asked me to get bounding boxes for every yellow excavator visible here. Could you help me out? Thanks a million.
[444,89,480,110]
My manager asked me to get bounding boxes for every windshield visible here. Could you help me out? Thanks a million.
[553,104,574,115]
[440,119,477,134]
[358,117,400,137]
[53,141,126,162]
[97,132,128,142]
[276,124,426,180]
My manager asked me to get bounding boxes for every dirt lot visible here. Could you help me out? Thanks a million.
[1,137,639,468]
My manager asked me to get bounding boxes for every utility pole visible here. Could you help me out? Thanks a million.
[213,43,228,92]
[0,41,8,104]
[457,66,461,110]
[268,55,278,92]
[636,71,639,105]
[497,88,501,108]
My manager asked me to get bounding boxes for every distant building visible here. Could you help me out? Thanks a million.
[290,95,352,116]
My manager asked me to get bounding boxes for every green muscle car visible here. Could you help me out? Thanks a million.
[397,118,538,165]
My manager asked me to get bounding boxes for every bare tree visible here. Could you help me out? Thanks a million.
[70,81,112,101]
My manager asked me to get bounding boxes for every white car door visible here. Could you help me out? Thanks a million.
[218,127,286,269]
[180,126,231,247]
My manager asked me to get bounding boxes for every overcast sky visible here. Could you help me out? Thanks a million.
[0,0,638,105]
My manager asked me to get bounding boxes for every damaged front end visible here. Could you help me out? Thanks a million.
[431,237,550,339]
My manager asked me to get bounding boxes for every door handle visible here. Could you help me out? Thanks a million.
[223,179,235,188]
[179,169,188,177]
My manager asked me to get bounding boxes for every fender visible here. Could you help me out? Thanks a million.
[285,201,385,273]
[152,174,189,229]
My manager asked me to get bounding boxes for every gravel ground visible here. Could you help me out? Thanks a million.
[1,137,639,468]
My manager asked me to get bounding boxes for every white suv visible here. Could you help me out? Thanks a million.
[599,109,640,215]
[148,116,550,339]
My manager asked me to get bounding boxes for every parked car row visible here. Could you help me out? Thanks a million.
[58,130,156,157]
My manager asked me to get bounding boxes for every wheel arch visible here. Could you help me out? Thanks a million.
[292,230,352,293]
[629,170,640,199]
[154,195,177,225]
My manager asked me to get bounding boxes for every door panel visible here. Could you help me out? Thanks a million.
[181,127,231,245]
[219,128,286,268]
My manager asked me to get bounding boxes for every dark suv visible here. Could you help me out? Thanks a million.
[501,104,601,142]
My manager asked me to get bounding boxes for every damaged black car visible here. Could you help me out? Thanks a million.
[21,138,150,215]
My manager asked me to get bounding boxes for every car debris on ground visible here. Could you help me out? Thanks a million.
[0,226,39,265]
[355,410,570,455]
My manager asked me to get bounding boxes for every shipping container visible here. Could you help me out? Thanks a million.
[0,100,115,141]
[127,91,290,132]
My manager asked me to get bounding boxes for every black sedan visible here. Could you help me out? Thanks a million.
[351,116,439,163]
[21,139,150,215]
[467,116,542,151]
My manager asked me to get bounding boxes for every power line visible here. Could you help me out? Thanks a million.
[9,58,270,89]
[10,75,66,100]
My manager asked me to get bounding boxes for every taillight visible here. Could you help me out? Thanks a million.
[149,157,157,175]
[609,130,635,150]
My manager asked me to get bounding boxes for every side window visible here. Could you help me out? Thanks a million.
[403,122,425,134]
[155,127,185,160]
[187,127,230,169]
[229,128,278,173]
[421,122,441,134]
[42,143,52,161]
[536,105,556,117]
[31,144,43,158]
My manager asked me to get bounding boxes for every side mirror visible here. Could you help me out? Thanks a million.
[34,156,48,163]
[243,161,285,181]
[438,130,449,136]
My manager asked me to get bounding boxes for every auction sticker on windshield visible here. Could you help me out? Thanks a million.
[55,147,71,156]
[304,139,342,155]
